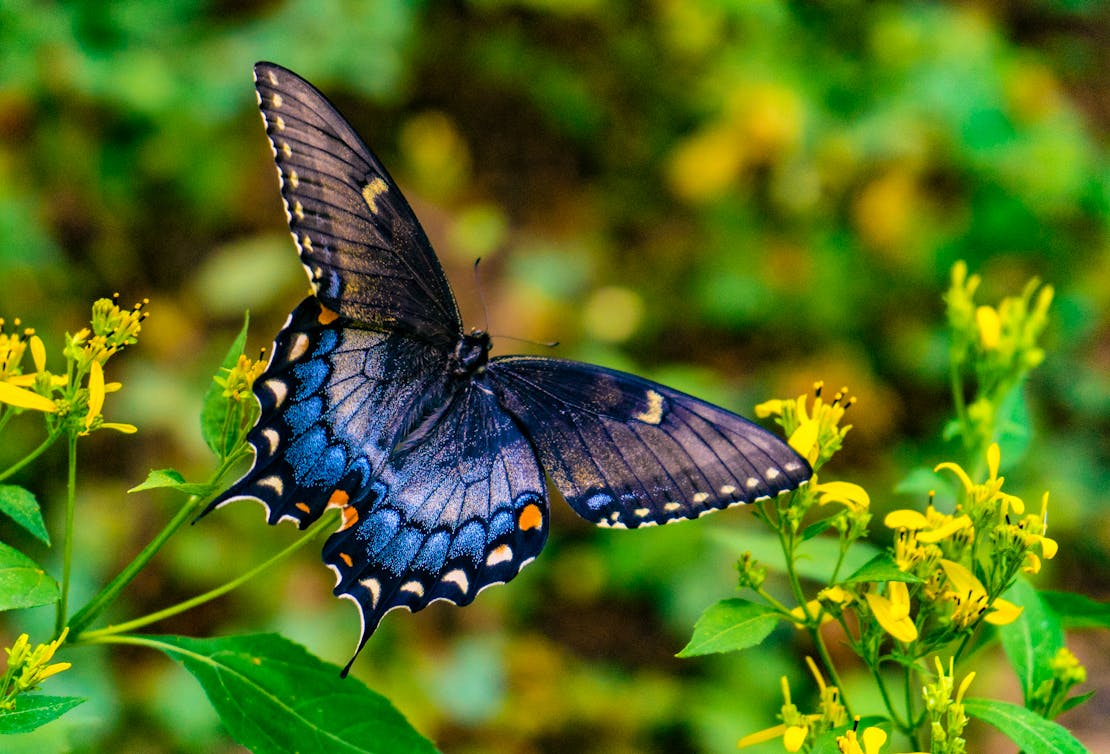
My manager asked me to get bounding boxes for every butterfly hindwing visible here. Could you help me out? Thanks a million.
[318,381,547,670]
[488,357,811,528]
[254,62,461,345]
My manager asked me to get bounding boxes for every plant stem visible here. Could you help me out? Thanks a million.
[949,359,970,452]
[55,432,78,637]
[78,508,339,641]
[67,492,207,638]
[0,428,62,483]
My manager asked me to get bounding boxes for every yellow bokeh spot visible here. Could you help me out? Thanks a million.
[582,286,645,343]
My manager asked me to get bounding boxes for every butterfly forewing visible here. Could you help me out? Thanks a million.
[254,62,461,345]
[488,357,810,528]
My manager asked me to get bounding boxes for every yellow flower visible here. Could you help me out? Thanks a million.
[935,442,1025,516]
[975,305,1001,350]
[2,629,72,708]
[865,580,918,642]
[757,383,855,468]
[815,481,871,512]
[837,722,888,754]
[214,353,267,402]
[81,361,137,435]
[939,559,1022,627]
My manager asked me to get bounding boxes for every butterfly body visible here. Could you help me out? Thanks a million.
[206,62,811,672]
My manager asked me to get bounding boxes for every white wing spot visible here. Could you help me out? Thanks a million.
[267,70,279,85]
[271,92,283,108]
[288,169,299,188]
[609,511,621,522]
[258,475,284,496]
[280,142,292,158]
[633,389,665,425]
[766,468,781,480]
[745,477,760,489]
[486,544,513,567]
[663,502,681,512]
[400,580,425,598]
[720,485,737,496]
[692,491,710,504]
[292,200,304,220]
[287,333,310,362]
[265,378,288,406]
[784,461,804,472]
[273,115,285,132]
[442,569,470,594]
[299,234,313,253]
[360,577,382,608]
[634,507,651,518]
[261,427,280,454]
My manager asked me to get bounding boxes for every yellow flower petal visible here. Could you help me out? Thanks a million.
[30,335,46,372]
[85,360,105,431]
[783,725,808,752]
[915,514,972,544]
[737,723,786,749]
[816,481,870,511]
[754,399,784,419]
[884,509,930,530]
[861,726,887,754]
[934,460,974,493]
[986,442,1001,480]
[788,419,819,462]
[985,598,1023,626]
[940,559,984,595]
[102,422,138,434]
[865,588,918,643]
[0,381,56,412]
[1037,535,1058,560]
[976,305,1001,349]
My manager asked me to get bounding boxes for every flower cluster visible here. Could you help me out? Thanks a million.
[0,296,145,436]
[0,629,71,709]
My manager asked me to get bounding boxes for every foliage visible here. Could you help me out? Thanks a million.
[0,1,1107,751]
[700,267,1104,753]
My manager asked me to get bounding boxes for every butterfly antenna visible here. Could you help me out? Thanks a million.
[473,258,490,333]
[473,257,558,348]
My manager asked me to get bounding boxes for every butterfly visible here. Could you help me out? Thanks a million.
[205,62,812,674]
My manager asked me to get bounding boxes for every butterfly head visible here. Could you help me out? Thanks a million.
[449,329,492,379]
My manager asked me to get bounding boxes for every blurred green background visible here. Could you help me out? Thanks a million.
[1,0,1108,751]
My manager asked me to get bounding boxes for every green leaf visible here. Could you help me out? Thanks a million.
[144,633,440,754]
[129,469,212,497]
[201,313,251,456]
[1041,591,1110,629]
[801,518,832,542]
[998,579,1064,704]
[0,485,49,545]
[676,598,780,657]
[1059,690,1096,714]
[964,697,1089,754]
[0,543,58,611]
[842,552,923,584]
[0,695,85,734]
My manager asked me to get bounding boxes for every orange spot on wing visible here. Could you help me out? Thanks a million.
[328,489,350,507]
[340,505,359,531]
[317,306,340,325]
[339,552,353,568]
[295,502,311,514]
[518,503,543,531]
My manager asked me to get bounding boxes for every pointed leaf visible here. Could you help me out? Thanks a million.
[129,469,212,497]
[0,543,58,610]
[201,313,250,455]
[998,579,1064,704]
[143,633,439,754]
[1041,591,1110,629]
[0,485,49,545]
[843,552,923,584]
[677,598,780,657]
[964,697,1088,754]
[0,695,85,734]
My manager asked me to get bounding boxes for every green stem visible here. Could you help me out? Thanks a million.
[871,663,909,733]
[55,432,78,637]
[78,508,339,641]
[903,662,918,748]
[66,453,245,638]
[0,428,62,483]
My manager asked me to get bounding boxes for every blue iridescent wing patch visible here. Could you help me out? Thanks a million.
[205,62,811,674]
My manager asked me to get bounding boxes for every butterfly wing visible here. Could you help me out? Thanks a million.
[253,61,461,345]
[487,357,811,528]
[206,298,547,672]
